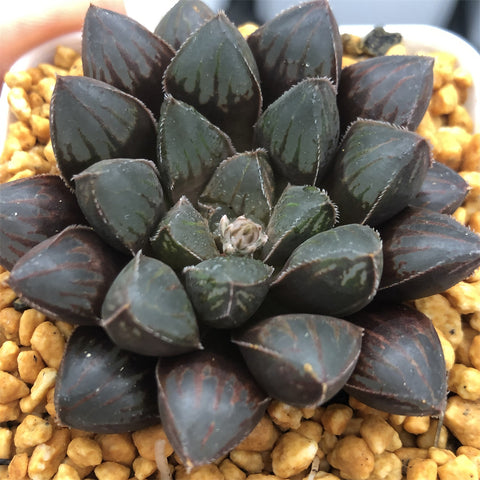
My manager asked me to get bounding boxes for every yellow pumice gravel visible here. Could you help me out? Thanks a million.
[0,31,479,480]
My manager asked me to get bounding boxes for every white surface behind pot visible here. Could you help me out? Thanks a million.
[124,0,458,32]
[255,0,457,25]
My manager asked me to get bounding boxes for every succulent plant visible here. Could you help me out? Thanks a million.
[1,0,480,469]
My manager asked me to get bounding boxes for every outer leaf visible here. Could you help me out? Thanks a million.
[261,184,337,266]
[409,160,470,214]
[101,252,201,356]
[184,256,273,328]
[157,96,235,205]
[337,55,434,131]
[378,207,480,301]
[156,350,270,468]
[0,175,85,270]
[198,150,275,226]
[247,0,342,106]
[8,226,125,325]
[82,5,175,116]
[150,196,219,270]
[254,78,339,185]
[233,313,363,407]
[154,0,214,50]
[271,224,383,317]
[50,76,157,185]
[55,326,160,433]
[73,159,166,254]
[164,12,261,150]
[323,119,432,226]
[345,303,447,416]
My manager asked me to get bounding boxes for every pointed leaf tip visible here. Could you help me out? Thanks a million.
[82,5,175,116]
[157,96,235,205]
[254,77,339,185]
[345,303,447,416]
[233,313,363,407]
[337,55,434,131]
[101,252,201,356]
[378,207,480,301]
[0,175,85,270]
[248,0,342,106]
[73,158,166,254]
[9,225,126,325]
[156,350,269,467]
[154,0,215,50]
[50,76,157,185]
[323,119,432,226]
[271,224,383,317]
[164,12,262,150]
[55,326,159,433]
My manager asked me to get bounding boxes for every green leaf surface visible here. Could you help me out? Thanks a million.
[233,313,363,407]
[254,78,339,185]
[150,196,219,270]
[184,256,273,328]
[73,158,166,254]
[157,96,235,205]
[272,224,383,316]
[82,5,175,117]
[50,76,157,185]
[323,119,432,226]
[154,0,214,50]
[101,252,201,356]
[164,12,262,150]
[247,0,342,106]
[262,184,337,266]
[198,150,275,226]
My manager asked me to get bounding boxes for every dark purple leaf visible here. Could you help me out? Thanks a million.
[378,207,480,301]
[345,303,447,416]
[322,119,432,226]
[156,350,269,467]
[409,160,470,214]
[55,326,159,433]
[154,0,214,50]
[101,252,201,356]
[82,5,175,117]
[233,313,363,407]
[164,12,262,150]
[337,55,434,131]
[50,76,157,185]
[8,225,126,325]
[248,0,342,106]
[0,175,85,270]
